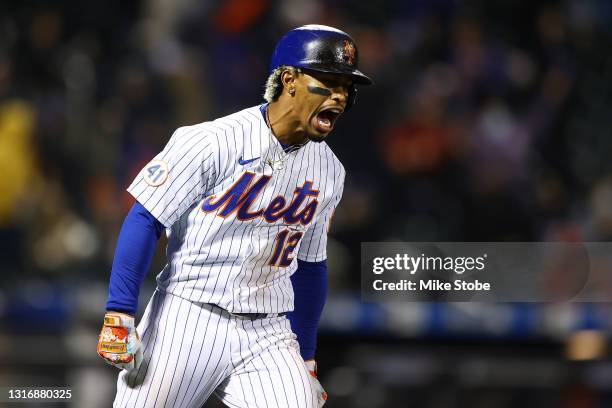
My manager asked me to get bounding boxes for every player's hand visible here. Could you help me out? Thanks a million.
[97,312,143,371]
[305,360,327,407]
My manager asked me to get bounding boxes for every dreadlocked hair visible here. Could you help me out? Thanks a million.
[263,66,300,102]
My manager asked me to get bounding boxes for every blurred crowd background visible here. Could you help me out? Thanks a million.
[1,0,612,406]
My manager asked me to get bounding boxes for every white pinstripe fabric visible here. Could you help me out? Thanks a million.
[127,106,345,314]
[214,310,317,408]
[115,290,317,408]
[117,105,343,407]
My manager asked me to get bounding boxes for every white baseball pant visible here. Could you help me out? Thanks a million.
[113,290,318,408]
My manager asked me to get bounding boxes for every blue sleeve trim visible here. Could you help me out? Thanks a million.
[287,259,328,360]
[105,202,164,315]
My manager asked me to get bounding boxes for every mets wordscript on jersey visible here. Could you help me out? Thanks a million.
[200,171,320,225]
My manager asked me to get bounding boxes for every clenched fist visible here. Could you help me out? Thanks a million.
[305,360,327,407]
[97,312,143,371]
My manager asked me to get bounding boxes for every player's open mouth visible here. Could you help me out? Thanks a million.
[314,107,343,133]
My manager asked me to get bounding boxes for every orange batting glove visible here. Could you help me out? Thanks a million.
[97,312,143,371]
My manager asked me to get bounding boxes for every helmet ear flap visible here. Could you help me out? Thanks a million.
[346,85,357,111]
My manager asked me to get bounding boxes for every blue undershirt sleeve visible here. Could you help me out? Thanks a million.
[287,259,328,360]
[105,201,164,315]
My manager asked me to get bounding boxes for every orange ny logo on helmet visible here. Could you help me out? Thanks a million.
[342,40,356,66]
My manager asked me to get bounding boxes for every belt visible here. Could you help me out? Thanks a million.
[230,312,288,319]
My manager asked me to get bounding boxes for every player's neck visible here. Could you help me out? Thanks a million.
[266,101,308,146]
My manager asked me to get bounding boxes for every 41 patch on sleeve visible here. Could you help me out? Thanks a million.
[143,160,169,186]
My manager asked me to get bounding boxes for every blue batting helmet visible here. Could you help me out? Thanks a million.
[270,24,372,85]
[270,25,372,109]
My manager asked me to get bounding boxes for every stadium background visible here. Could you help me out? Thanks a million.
[1,0,612,406]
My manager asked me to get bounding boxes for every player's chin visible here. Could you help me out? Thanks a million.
[306,131,329,143]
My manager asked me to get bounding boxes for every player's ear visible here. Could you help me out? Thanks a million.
[281,68,297,96]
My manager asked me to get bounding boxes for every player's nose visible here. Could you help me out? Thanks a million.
[330,86,348,108]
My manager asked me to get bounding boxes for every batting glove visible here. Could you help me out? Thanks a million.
[305,360,327,407]
[97,312,143,371]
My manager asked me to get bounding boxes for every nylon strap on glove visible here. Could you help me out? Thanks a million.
[97,312,143,371]
[305,360,328,407]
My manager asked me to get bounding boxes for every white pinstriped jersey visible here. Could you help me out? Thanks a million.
[128,105,345,314]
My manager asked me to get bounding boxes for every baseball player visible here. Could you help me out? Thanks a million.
[97,24,372,408]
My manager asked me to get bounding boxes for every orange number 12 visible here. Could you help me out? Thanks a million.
[268,230,304,267]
